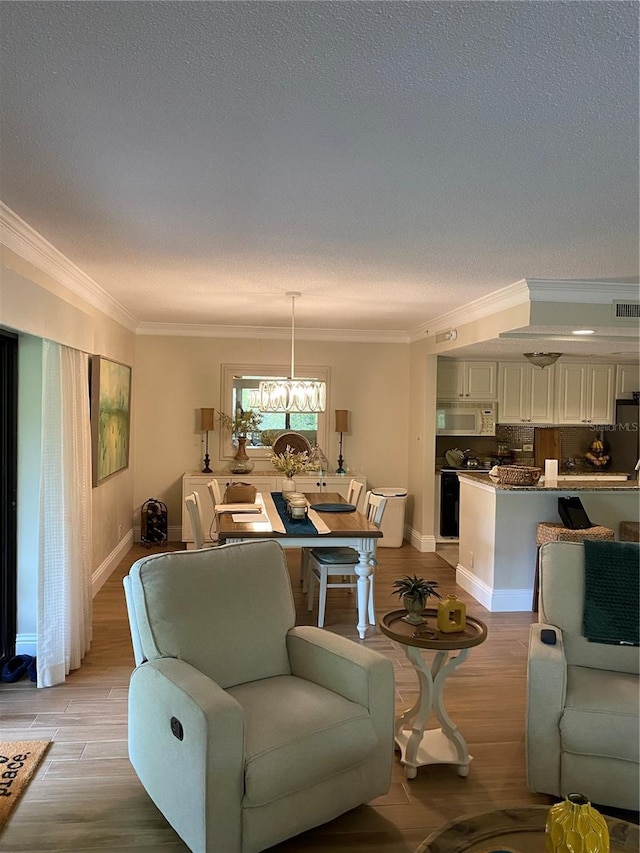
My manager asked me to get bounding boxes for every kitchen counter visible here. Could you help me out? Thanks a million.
[455,473,639,613]
[457,472,637,492]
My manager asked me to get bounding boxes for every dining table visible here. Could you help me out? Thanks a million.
[217,491,383,639]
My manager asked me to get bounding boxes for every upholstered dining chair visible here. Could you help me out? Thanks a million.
[123,540,395,853]
[307,491,388,628]
[184,491,211,549]
[300,478,365,589]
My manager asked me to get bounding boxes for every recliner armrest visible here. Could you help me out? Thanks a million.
[286,625,393,711]
[526,622,567,796]
[129,658,244,853]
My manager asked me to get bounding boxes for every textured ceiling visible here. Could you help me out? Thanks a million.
[0,1,638,349]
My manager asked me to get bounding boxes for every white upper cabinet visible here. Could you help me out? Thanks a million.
[555,363,615,425]
[498,363,554,424]
[437,360,497,400]
[615,363,640,399]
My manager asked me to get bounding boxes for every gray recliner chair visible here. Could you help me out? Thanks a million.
[526,540,639,811]
[123,540,395,853]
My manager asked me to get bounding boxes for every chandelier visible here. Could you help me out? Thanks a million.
[523,352,563,369]
[259,292,326,413]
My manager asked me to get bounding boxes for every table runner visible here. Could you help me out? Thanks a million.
[263,492,331,535]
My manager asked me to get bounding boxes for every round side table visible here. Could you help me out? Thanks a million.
[413,805,638,853]
[379,609,487,780]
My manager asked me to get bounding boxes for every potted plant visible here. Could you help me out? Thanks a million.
[218,409,263,473]
[392,574,442,625]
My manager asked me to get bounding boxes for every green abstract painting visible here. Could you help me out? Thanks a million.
[91,356,131,486]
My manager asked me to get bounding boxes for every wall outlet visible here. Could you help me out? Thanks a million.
[118,523,122,539]
[523,443,534,452]
[467,550,474,568]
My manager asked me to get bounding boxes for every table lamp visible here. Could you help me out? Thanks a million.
[335,409,349,474]
[200,408,215,473]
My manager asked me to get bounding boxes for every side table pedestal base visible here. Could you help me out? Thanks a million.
[395,727,472,779]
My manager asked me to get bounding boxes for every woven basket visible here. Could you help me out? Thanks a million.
[496,465,542,485]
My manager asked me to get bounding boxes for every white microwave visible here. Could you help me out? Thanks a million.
[436,402,496,436]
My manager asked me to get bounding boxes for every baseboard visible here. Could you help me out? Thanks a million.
[455,564,533,612]
[92,530,134,597]
[15,632,37,657]
[408,527,436,552]
[15,533,134,658]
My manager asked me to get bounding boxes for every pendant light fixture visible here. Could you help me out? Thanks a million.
[523,352,563,369]
[259,292,326,413]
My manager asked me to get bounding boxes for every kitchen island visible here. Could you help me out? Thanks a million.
[456,472,639,612]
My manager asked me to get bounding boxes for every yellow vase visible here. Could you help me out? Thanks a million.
[545,793,610,853]
[437,594,466,633]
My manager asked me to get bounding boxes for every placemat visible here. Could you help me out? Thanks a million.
[309,503,356,513]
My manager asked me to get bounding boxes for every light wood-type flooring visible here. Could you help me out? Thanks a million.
[0,542,635,852]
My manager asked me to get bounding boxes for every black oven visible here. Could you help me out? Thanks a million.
[440,470,460,537]
[439,468,492,538]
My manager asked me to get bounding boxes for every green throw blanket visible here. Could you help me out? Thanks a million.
[583,540,640,646]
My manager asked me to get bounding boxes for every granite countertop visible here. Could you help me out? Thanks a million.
[457,472,639,492]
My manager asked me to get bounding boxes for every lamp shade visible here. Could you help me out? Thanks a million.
[200,408,215,431]
[259,379,326,413]
[258,292,326,413]
[335,409,349,433]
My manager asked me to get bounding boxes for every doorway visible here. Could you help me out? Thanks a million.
[0,331,18,666]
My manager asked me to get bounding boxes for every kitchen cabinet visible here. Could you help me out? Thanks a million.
[555,363,615,425]
[437,360,497,400]
[181,472,366,547]
[497,363,554,424]
[615,363,640,399]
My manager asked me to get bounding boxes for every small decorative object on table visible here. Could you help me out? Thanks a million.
[284,492,308,520]
[546,793,610,853]
[392,575,442,626]
[437,594,466,633]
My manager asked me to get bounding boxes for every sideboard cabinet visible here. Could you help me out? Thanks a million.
[181,472,366,547]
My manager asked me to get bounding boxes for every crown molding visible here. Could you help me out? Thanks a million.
[408,279,531,341]
[407,277,640,343]
[525,279,640,303]
[0,201,138,331]
[136,321,409,343]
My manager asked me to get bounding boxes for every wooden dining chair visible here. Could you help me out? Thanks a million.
[300,478,365,590]
[347,478,365,512]
[206,479,224,542]
[184,492,213,549]
[307,492,388,628]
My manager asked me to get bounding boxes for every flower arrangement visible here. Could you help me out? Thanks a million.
[267,445,313,478]
[218,409,263,438]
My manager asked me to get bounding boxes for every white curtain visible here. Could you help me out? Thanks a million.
[37,341,93,687]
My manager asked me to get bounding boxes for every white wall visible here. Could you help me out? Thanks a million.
[1,249,136,657]
[133,334,412,533]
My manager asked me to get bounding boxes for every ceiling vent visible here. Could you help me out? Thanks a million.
[612,300,640,320]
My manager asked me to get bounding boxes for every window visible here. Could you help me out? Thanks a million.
[221,364,329,459]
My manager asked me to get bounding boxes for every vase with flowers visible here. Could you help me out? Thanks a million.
[218,409,263,474]
[268,445,313,492]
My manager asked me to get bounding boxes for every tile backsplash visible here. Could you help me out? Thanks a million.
[436,425,609,471]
